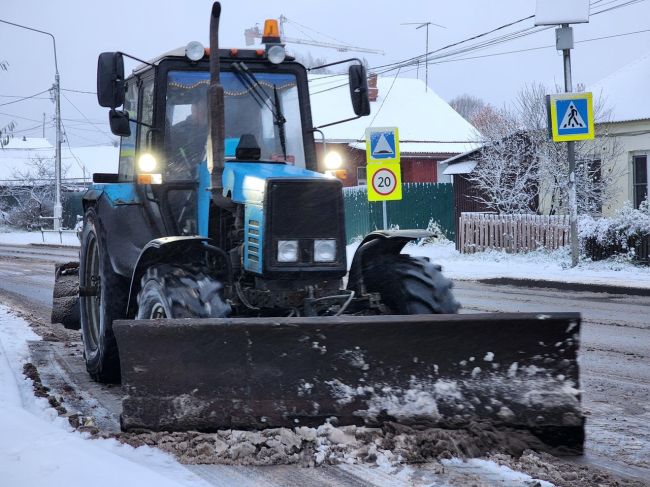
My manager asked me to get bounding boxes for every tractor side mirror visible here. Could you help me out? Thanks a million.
[97,52,125,108]
[349,65,370,116]
[108,109,131,137]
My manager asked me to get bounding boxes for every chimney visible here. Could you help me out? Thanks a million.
[367,72,378,102]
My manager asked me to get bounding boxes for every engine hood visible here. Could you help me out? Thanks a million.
[221,162,330,204]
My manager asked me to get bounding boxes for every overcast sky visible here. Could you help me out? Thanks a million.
[1,0,649,147]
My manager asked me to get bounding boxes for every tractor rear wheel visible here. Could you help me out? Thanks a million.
[136,264,231,319]
[363,254,460,314]
[79,208,127,383]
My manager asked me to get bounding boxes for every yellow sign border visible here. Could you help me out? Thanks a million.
[367,163,403,202]
[365,127,400,164]
[549,92,594,142]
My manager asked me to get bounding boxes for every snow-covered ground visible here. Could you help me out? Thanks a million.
[347,240,650,290]
[1,228,648,290]
[0,305,210,487]
[0,303,560,486]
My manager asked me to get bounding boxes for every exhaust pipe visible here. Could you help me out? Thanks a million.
[207,2,231,209]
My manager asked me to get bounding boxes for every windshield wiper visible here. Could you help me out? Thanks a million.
[231,61,287,161]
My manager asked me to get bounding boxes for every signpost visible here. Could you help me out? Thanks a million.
[536,0,590,268]
[365,127,402,229]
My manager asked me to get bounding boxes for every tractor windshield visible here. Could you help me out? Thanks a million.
[165,70,305,180]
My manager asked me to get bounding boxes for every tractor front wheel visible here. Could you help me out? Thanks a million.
[363,254,460,314]
[136,264,231,319]
[79,208,127,383]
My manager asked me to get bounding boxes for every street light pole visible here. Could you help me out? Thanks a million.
[0,19,63,230]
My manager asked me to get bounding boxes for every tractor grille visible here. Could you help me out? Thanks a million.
[265,179,346,271]
[267,180,341,238]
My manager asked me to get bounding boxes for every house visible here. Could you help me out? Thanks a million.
[590,53,650,213]
[308,73,480,187]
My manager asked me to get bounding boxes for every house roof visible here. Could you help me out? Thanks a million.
[443,160,477,175]
[589,52,650,123]
[309,74,480,154]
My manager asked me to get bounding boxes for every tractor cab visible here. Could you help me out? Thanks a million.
[97,30,369,241]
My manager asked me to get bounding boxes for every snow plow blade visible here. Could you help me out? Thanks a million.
[113,312,584,452]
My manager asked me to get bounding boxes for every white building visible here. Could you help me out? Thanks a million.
[590,53,650,214]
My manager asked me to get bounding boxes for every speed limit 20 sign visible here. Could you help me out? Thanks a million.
[367,163,402,201]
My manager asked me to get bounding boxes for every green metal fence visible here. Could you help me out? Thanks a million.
[343,183,454,244]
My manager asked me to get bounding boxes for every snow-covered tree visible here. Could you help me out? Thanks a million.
[468,82,623,216]
[0,155,69,230]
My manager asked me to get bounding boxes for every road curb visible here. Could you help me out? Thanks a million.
[475,277,650,297]
[28,243,79,250]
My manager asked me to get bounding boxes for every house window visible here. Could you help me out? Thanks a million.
[633,154,648,209]
[357,166,367,186]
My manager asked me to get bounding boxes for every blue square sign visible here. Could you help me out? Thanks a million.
[365,127,400,163]
[548,92,594,142]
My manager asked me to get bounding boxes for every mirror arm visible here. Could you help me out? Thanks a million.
[308,57,363,72]
[312,115,363,131]
[116,51,155,67]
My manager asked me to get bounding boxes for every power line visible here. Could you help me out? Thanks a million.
[61,92,114,143]
[368,67,401,127]
[0,88,51,107]
[62,87,97,95]
[61,120,90,182]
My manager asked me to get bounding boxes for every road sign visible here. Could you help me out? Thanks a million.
[367,163,402,202]
[365,127,400,164]
[547,92,594,142]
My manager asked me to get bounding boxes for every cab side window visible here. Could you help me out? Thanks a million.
[118,81,138,182]
[139,79,155,153]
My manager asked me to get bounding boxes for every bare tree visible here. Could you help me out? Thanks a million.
[468,82,623,216]
[449,94,486,123]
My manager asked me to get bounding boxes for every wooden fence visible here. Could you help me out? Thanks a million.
[458,212,570,253]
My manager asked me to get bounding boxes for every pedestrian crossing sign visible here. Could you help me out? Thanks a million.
[547,92,594,142]
[365,127,400,163]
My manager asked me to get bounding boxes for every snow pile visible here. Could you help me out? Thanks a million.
[346,238,650,289]
[0,305,210,487]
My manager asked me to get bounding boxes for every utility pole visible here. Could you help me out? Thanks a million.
[0,19,62,230]
[401,21,445,92]
[557,24,579,267]
[42,113,46,138]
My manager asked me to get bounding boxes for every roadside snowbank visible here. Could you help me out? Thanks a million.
[0,228,79,246]
[347,241,650,290]
[0,305,210,487]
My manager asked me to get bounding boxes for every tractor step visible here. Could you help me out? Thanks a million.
[113,312,584,453]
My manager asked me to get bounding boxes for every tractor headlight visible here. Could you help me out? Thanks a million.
[185,41,205,61]
[277,240,299,262]
[267,44,286,64]
[324,151,342,170]
[138,153,158,172]
[314,239,337,262]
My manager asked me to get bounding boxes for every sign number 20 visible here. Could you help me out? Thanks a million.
[372,168,397,196]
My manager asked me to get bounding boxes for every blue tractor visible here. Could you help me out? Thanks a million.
[51,3,583,452]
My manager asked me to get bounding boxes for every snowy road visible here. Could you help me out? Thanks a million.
[0,245,648,485]
[454,281,650,481]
